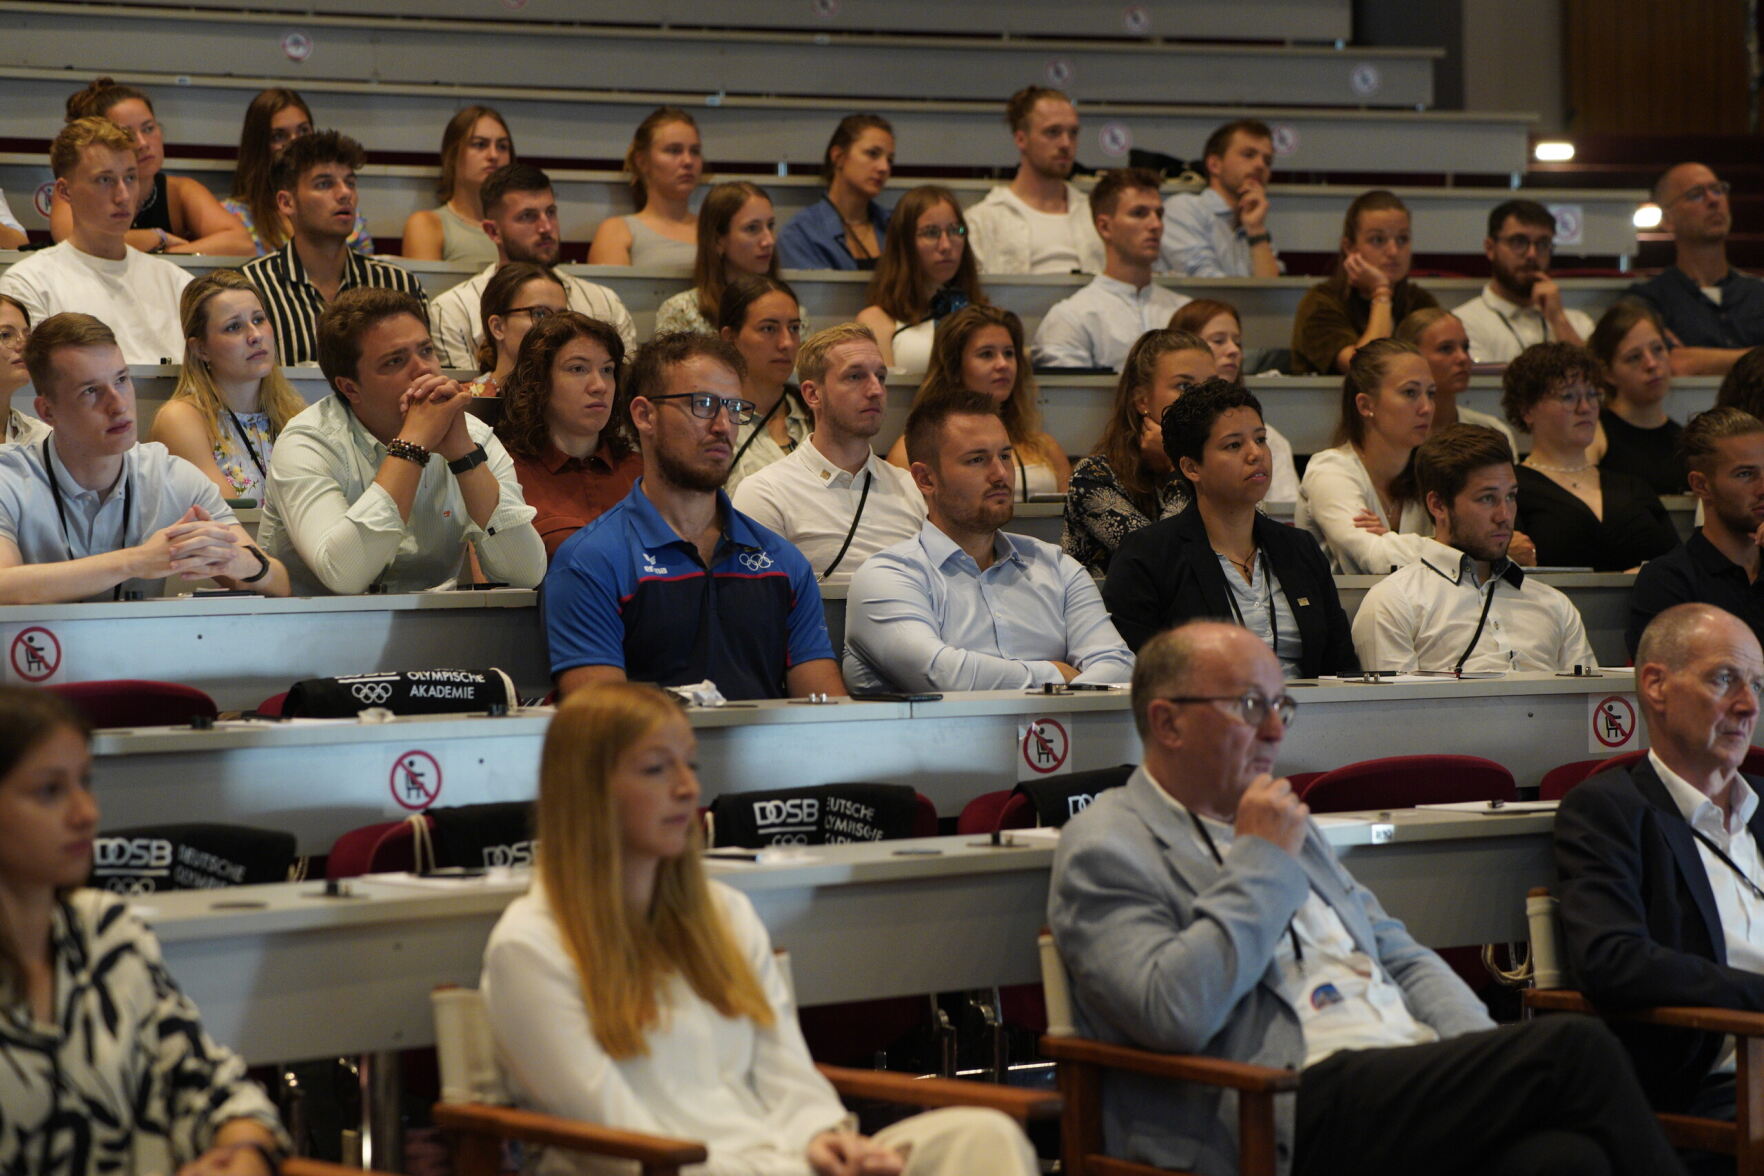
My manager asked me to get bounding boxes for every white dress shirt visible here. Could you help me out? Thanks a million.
[258,396,544,594]
[1144,771,1439,1068]
[0,241,191,365]
[429,264,638,369]
[964,184,1106,276]
[1159,187,1280,278]
[1653,751,1764,1070]
[1030,274,1191,372]
[1452,285,1596,366]
[0,439,236,601]
[1292,444,1432,574]
[730,441,926,587]
[842,522,1135,693]
[1351,537,1598,673]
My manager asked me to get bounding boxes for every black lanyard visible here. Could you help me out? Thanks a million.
[1455,576,1501,676]
[729,390,793,475]
[1219,549,1279,659]
[223,406,269,485]
[44,439,132,601]
[1486,294,1543,354]
[819,470,872,581]
[1689,826,1764,904]
[1189,809,1304,966]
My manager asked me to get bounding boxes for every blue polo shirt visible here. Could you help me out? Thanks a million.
[544,479,836,700]
[1626,266,1764,350]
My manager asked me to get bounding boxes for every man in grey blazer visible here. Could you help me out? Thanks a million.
[1049,621,1683,1176]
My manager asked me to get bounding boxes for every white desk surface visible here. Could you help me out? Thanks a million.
[143,809,1551,1061]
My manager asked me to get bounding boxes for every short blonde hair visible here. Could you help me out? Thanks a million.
[23,312,118,396]
[50,117,134,180]
[796,322,877,387]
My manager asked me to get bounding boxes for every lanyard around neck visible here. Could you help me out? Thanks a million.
[223,405,269,485]
[819,469,873,581]
[1189,809,1304,965]
[1219,548,1278,656]
[44,438,133,600]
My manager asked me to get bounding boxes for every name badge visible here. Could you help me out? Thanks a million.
[1296,597,1310,607]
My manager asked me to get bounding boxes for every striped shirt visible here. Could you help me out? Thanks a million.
[242,243,427,366]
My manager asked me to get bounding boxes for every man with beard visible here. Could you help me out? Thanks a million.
[1351,423,1596,672]
[430,163,636,368]
[842,389,1133,693]
[731,322,925,587]
[242,131,427,366]
[1630,407,1764,655]
[1160,118,1281,279]
[1629,163,1764,377]
[1031,168,1189,371]
[965,87,1106,276]
[545,332,843,701]
[1452,199,1591,366]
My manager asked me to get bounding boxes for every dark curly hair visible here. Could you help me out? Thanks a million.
[1500,341,1599,432]
[496,311,632,463]
[1159,377,1264,495]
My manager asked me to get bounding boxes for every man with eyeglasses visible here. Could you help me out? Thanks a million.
[1627,163,1764,377]
[430,163,636,369]
[1557,603,1764,1156]
[1049,619,1690,1176]
[1353,424,1595,673]
[1453,199,1593,366]
[241,131,427,366]
[1031,168,1190,372]
[545,332,844,701]
[842,390,1132,693]
[258,287,544,594]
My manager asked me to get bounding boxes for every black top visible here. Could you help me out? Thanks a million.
[1514,465,1678,572]
[1627,529,1764,656]
[1102,501,1359,677]
[130,172,172,234]
[1626,265,1764,350]
[1600,408,1686,496]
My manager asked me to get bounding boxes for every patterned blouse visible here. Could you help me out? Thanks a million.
[0,891,286,1175]
[654,288,715,337]
[1061,454,1189,576]
[215,410,276,502]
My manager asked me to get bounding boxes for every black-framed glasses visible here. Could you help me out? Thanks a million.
[1496,234,1553,255]
[647,392,757,425]
[504,305,558,322]
[1670,181,1732,206]
[1160,691,1298,729]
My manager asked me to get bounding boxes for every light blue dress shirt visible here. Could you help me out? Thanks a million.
[1160,187,1280,278]
[842,522,1135,693]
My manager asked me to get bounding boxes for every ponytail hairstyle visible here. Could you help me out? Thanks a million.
[436,106,513,202]
[624,107,699,213]
[1327,189,1410,295]
[65,76,152,122]
[820,113,894,186]
[1337,336,1424,502]
[1096,328,1210,516]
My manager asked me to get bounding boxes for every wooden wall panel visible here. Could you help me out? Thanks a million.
[1566,0,1750,134]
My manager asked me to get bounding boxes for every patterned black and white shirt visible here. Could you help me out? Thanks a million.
[242,242,428,366]
[0,891,285,1175]
[1061,454,1188,577]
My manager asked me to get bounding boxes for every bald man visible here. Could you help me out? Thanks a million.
[1627,163,1764,377]
[1051,621,1683,1176]
[1556,602,1764,1159]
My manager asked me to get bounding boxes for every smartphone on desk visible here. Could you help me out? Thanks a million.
[852,691,943,702]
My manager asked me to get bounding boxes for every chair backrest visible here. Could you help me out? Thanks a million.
[1012,764,1134,828]
[957,790,1013,835]
[327,802,534,879]
[1298,754,1515,813]
[49,679,218,728]
[1038,931,1075,1038]
[91,823,299,894]
[706,782,924,847]
[1538,750,1646,801]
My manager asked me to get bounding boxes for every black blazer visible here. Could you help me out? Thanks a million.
[1555,758,1764,1109]
[1102,502,1359,677]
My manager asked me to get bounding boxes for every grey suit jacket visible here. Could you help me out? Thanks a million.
[1048,767,1493,1176]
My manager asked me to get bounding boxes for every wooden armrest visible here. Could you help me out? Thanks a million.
[817,1063,1062,1121]
[433,1102,708,1166]
[1526,988,1764,1037]
[1039,1034,1298,1093]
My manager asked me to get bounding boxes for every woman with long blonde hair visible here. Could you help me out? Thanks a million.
[480,682,1038,1176]
[887,305,1068,497]
[152,269,305,502]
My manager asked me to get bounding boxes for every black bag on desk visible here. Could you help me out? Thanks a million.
[283,668,517,717]
[1013,764,1135,827]
[91,823,300,894]
[708,782,920,847]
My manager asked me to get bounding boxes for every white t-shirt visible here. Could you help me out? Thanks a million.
[1020,205,1083,275]
[0,241,192,365]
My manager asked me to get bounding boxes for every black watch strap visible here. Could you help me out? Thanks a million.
[448,444,489,475]
[240,544,271,584]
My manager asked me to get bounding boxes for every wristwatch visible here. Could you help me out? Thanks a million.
[385,437,430,465]
[1245,232,1272,246]
[448,444,489,475]
[239,544,271,584]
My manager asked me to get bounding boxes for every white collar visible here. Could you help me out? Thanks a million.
[1651,749,1759,839]
[797,437,881,488]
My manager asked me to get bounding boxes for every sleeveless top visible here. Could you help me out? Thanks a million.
[130,172,173,233]
[437,203,500,267]
[888,318,938,377]
[622,215,697,269]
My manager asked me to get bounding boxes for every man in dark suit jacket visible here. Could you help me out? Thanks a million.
[1556,602,1764,1129]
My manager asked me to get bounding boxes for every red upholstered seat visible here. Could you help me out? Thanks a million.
[1297,754,1515,812]
[48,679,218,728]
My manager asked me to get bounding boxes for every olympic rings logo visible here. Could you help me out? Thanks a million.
[351,682,395,705]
